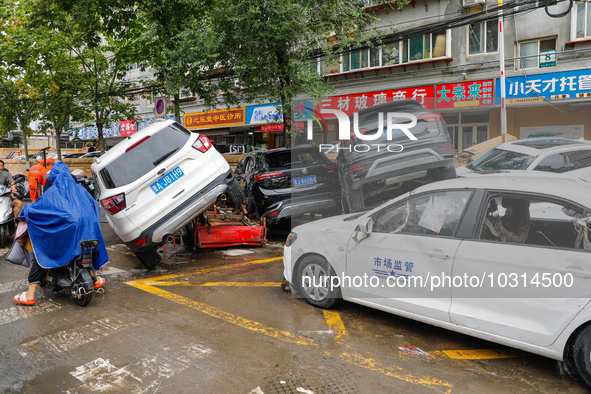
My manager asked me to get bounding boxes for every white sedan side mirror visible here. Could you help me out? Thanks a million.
[358,217,373,235]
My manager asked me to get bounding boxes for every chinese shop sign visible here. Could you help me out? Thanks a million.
[496,69,591,103]
[435,80,494,109]
[259,124,283,132]
[184,108,246,129]
[314,86,435,118]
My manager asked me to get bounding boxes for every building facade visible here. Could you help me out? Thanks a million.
[74,0,591,150]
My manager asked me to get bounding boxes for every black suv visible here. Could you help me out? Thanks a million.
[338,99,456,212]
[235,147,341,224]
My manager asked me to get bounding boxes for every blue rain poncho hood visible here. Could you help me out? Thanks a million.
[21,162,109,270]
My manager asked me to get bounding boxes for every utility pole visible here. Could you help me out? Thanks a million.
[499,0,508,142]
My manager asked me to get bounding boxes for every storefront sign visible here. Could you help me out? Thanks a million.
[260,124,283,132]
[119,119,137,137]
[496,69,591,102]
[435,80,494,109]
[246,103,283,124]
[184,108,246,129]
[315,86,435,118]
[520,124,584,139]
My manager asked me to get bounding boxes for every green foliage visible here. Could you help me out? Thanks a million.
[29,0,142,152]
[202,0,380,140]
[0,0,400,150]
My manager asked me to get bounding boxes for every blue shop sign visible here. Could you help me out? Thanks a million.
[246,103,283,125]
[496,69,591,102]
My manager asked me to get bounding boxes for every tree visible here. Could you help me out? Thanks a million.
[136,0,226,122]
[33,0,143,153]
[205,0,382,145]
[0,0,49,168]
[25,4,90,160]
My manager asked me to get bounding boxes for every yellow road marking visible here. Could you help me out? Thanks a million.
[433,348,523,360]
[324,310,520,361]
[128,256,283,287]
[323,310,349,346]
[322,310,451,392]
[126,256,456,392]
[153,281,282,287]
[127,282,317,347]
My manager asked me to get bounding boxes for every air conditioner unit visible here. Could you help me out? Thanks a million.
[462,0,485,7]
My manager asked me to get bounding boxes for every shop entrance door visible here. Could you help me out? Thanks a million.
[460,125,488,150]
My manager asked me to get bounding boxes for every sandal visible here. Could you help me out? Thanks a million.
[94,276,105,289]
[13,292,35,306]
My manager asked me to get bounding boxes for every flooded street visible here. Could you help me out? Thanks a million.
[0,223,587,393]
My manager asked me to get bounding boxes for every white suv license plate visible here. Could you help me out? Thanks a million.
[293,175,317,187]
[151,166,185,194]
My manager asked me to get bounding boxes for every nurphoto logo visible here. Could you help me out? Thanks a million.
[304,109,418,153]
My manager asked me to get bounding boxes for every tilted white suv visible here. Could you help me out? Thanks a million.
[91,119,243,268]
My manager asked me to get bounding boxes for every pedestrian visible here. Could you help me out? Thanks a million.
[37,157,55,196]
[0,160,22,218]
[27,156,45,202]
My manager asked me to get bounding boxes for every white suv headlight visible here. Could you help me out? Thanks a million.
[285,232,297,247]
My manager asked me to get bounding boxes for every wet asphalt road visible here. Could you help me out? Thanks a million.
[0,218,589,393]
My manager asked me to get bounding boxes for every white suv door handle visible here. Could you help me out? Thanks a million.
[428,249,450,260]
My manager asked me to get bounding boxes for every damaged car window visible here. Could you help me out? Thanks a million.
[467,149,535,171]
[480,196,591,250]
[373,190,471,237]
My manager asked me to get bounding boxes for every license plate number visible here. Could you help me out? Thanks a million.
[293,175,317,186]
[151,167,184,194]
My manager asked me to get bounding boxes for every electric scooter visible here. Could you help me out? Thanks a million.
[42,240,104,307]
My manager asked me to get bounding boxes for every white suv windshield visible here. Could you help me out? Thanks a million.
[100,123,191,189]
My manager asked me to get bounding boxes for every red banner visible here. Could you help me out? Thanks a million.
[184,108,246,129]
[316,86,435,117]
[435,80,494,109]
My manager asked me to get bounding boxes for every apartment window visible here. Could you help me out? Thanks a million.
[381,41,400,66]
[468,20,498,54]
[343,47,369,71]
[517,38,556,69]
[179,87,194,99]
[402,32,447,62]
[576,0,591,38]
[319,31,449,74]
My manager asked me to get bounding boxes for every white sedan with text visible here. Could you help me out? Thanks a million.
[284,172,591,388]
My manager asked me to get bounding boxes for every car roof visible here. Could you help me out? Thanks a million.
[493,138,591,156]
[416,171,591,206]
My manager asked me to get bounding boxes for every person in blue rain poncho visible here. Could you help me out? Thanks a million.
[8,161,109,305]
